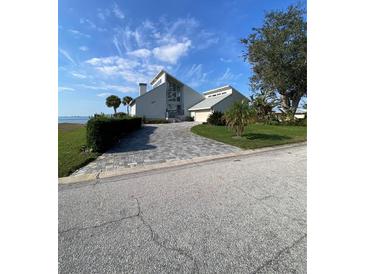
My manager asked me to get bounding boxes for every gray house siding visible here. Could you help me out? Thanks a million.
[182,85,205,115]
[133,83,167,119]
[212,90,247,113]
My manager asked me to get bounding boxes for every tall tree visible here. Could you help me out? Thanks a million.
[122,96,133,115]
[241,4,307,116]
[105,95,121,114]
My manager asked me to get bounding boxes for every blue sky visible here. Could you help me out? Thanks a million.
[59,0,300,116]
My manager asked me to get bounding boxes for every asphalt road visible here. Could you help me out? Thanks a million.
[59,144,307,273]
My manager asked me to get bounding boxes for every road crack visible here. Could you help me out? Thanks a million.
[232,185,306,225]
[250,234,307,274]
[134,198,200,273]
[59,197,199,273]
[58,209,139,235]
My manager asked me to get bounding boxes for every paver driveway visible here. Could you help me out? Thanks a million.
[73,122,241,176]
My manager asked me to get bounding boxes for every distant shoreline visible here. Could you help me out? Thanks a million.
[58,116,89,124]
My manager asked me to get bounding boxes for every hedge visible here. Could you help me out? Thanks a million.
[86,116,142,152]
[143,117,168,124]
[207,111,226,126]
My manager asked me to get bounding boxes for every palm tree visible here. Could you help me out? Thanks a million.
[122,96,133,115]
[105,95,122,114]
[250,90,278,121]
[224,100,256,137]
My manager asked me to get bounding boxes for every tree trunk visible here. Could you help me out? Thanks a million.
[280,94,291,113]
[290,93,301,115]
[113,107,117,114]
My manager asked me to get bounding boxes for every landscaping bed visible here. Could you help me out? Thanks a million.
[191,123,306,149]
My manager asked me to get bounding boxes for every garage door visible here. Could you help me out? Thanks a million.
[194,110,212,122]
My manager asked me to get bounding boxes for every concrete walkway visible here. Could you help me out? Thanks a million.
[72,122,241,176]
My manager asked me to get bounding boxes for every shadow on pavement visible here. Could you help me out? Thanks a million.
[108,125,158,153]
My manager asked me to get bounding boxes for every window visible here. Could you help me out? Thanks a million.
[153,79,162,88]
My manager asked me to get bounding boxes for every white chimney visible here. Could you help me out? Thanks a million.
[139,83,147,96]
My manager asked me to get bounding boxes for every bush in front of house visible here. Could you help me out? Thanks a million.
[142,117,168,124]
[207,111,226,126]
[113,112,127,118]
[86,115,142,152]
[224,101,256,136]
[184,116,194,121]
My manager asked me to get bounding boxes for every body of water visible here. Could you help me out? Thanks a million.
[58,116,90,124]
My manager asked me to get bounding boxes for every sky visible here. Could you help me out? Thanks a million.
[59,0,300,116]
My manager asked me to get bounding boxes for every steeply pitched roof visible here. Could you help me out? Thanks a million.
[203,85,231,96]
[129,82,167,106]
[150,69,184,86]
[188,93,231,111]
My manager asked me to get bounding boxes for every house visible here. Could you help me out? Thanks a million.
[274,108,307,119]
[130,70,248,122]
[188,85,248,122]
[130,70,204,120]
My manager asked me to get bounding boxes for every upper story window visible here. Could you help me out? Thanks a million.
[153,79,162,88]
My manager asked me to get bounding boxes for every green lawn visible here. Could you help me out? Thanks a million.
[191,123,306,149]
[58,123,99,177]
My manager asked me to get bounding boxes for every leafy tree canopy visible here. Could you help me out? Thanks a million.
[122,96,133,115]
[105,95,122,114]
[241,4,307,115]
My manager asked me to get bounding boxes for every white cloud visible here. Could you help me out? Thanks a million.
[112,2,125,19]
[217,68,235,82]
[196,30,219,50]
[80,83,136,94]
[59,49,76,65]
[97,7,111,21]
[80,18,106,32]
[96,66,120,75]
[86,56,140,70]
[216,68,243,85]
[82,16,219,88]
[59,86,75,92]
[68,29,90,38]
[152,39,191,64]
[113,35,123,56]
[168,17,199,36]
[114,27,144,52]
[70,72,87,79]
[85,55,162,84]
[127,48,151,58]
[79,46,88,51]
[220,57,232,63]
[184,64,208,88]
[97,92,111,97]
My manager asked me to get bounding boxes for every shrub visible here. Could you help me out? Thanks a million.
[113,112,127,118]
[224,101,256,136]
[207,111,225,126]
[282,117,307,126]
[143,117,168,124]
[184,116,194,121]
[86,116,142,152]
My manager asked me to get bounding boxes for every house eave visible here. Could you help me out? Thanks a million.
[188,107,212,111]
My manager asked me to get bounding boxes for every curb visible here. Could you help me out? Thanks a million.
[58,142,306,185]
